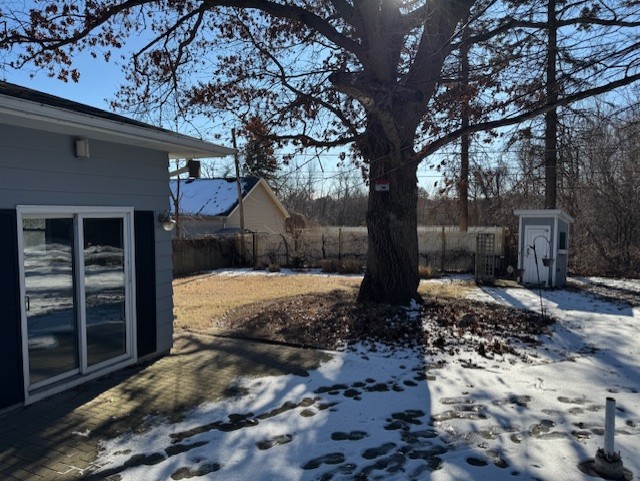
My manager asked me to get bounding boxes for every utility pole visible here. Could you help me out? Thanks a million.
[232,128,246,262]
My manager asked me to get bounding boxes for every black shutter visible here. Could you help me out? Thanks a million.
[134,211,157,357]
[0,209,24,409]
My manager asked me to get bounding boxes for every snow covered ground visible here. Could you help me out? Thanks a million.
[94,277,640,481]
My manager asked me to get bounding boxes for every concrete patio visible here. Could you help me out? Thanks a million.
[0,333,330,481]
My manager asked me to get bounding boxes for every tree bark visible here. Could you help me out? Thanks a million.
[545,0,558,209]
[358,126,421,305]
[351,1,473,306]
[459,15,471,232]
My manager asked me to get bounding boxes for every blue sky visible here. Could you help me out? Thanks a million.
[3,49,125,111]
[2,48,249,177]
[0,37,447,192]
[0,60,461,192]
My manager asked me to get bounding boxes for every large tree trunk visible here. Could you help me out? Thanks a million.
[545,0,558,209]
[459,14,471,232]
[340,0,474,306]
[358,130,421,305]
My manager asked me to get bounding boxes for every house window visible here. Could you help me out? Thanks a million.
[559,231,567,250]
[18,207,135,396]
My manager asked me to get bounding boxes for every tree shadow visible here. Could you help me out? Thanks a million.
[77,338,599,481]
[426,364,600,481]
[459,283,640,477]
[569,277,640,308]
[481,284,635,317]
[0,333,329,480]
[3,298,638,481]
[79,341,439,480]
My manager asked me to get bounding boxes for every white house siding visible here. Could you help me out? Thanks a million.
[0,124,174,354]
[228,183,287,234]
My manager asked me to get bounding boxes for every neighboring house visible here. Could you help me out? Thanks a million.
[170,177,290,236]
[0,81,234,411]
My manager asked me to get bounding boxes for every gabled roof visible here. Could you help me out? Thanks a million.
[171,177,261,216]
[170,177,289,218]
[0,81,235,159]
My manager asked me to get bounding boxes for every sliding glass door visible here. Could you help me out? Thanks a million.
[20,208,134,393]
[83,217,127,367]
[23,217,79,385]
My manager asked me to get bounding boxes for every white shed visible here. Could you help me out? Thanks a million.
[514,209,574,287]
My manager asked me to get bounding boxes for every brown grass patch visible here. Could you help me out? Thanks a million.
[173,271,551,359]
[173,271,477,332]
[418,278,475,299]
[418,264,437,279]
[318,259,338,273]
[338,259,363,274]
[173,272,361,331]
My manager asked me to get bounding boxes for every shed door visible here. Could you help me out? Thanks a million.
[523,226,551,286]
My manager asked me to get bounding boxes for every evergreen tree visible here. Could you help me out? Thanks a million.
[242,116,278,186]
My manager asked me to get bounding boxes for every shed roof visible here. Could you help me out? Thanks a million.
[514,209,574,224]
[0,81,235,159]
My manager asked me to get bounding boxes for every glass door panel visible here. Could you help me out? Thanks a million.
[83,217,127,367]
[23,217,79,385]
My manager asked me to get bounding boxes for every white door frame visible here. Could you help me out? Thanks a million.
[17,205,138,404]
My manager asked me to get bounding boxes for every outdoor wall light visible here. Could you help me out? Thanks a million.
[75,139,90,158]
[158,210,176,232]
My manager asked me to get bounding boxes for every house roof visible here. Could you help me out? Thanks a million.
[170,177,261,216]
[170,177,289,219]
[0,81,235,159]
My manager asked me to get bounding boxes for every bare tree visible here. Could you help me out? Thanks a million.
[559,103,640,276]
[459,12,472,232]
[2,1,640,303]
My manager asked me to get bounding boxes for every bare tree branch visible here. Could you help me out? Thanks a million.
[203,0,365,60]
[1,0,154,59]
[415,72,640,162]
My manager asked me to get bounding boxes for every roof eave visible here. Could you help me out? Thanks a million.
[513,208,574,224]
[0,93,235,159]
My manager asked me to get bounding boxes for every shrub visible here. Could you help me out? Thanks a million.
[339,259,363,274]
[319,258,339,273]
[419,264,437,279]
[267,263,281,272]
[290,251,306,269]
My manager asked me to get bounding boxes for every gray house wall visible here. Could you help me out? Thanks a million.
[0,124,174,353]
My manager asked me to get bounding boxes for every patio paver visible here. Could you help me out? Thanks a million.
[0,333,331,481]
